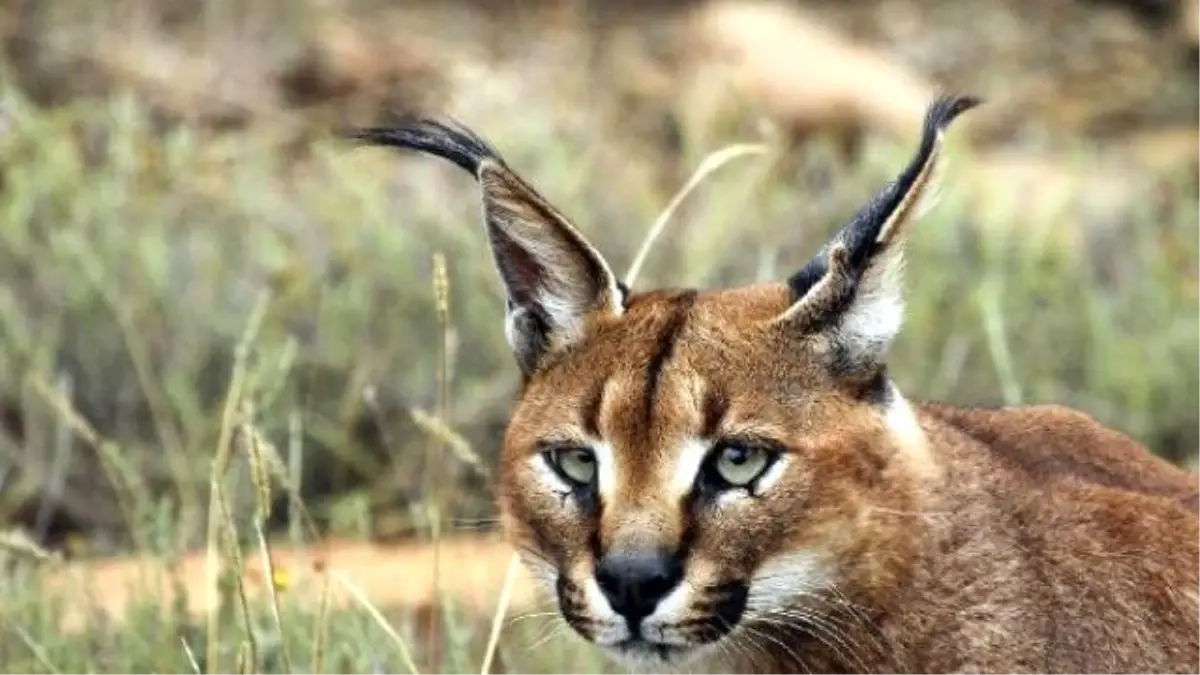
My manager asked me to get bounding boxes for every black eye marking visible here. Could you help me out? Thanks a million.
[696,436,785,496]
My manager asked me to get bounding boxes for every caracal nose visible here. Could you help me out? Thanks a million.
[594,548,684,623]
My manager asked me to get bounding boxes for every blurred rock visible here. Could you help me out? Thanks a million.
[680,0,938,162]
[275,15,449,128]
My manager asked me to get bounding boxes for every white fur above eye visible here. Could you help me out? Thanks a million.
[592,440,616,499]
[751,453,790,495]
[671,438,712,496]
[529,452,573,494]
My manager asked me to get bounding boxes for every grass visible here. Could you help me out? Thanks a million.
[0,9,1197,671]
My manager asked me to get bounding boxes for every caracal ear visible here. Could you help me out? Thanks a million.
[773,93,982,373]
[346,118,626,375]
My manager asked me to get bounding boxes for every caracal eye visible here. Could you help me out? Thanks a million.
[547,446,597,486]
[714,443,771,487]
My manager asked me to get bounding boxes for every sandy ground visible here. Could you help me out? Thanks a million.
[38,532,543,634]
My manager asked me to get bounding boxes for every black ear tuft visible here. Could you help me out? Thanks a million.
[774,93,981,372]
[341,117,503,177]
[926,94,983,133]
[786,93,982,303]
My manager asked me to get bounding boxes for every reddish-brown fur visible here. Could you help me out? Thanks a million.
[921,402,1199,510]
[349,95,1200,674]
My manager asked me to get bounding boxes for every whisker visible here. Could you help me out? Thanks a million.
[524,620,570,651]
[505,609,563,627]
[744,571,889,664]
[739,621,809,673]
[791,582,890,659]
[711,613,760,672]
[758,608,874,674]
[731,625,776,673]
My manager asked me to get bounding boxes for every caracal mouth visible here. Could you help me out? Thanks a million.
[600,636,714,672]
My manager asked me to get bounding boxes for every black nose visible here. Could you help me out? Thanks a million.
[594,549,684,622]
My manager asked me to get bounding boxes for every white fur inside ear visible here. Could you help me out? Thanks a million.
[534,284,586,343]
[503,304,529,353]
[835,245,906,362]
[500,264,621,358]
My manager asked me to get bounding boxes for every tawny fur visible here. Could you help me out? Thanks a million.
[348,94,1200,675]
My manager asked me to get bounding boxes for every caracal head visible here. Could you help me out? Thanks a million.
[348,94,980,671]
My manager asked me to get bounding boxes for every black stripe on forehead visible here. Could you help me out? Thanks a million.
[580,378,605,438]
[642,290,698,430]
[702,385,729,439]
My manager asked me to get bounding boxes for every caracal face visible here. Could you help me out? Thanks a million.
[497,284,934,671]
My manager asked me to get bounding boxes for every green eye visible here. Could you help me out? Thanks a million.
[713,443,772,487]
[548,447,597,486]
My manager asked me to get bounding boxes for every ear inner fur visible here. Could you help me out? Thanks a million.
[346,117,624,374]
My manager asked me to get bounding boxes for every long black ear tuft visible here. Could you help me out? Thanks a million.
[776,94,982,369]
[345,116,624,376]
[343,117,501,177]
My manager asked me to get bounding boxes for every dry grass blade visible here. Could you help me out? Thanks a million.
[408,407,490,479]
[624,142,769,288]
[426,251,453,662]
[204,290,271,674]
[50,232,195,532]
[329,568,421,674]
[311,572,334,675]
[236,640,254,674]
[11,625,59,674]
[253,520,294,673]
[215,484,260,673]
[978,282,1023,405]
[27,375,146,548]
[0,529,61,564]
[240,415,293,672]
[181,638,202,674]
[480,552,522,675]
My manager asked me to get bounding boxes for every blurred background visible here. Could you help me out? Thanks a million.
[0,0,1196,672]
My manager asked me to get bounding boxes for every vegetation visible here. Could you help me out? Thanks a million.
[0,0,1195,672]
